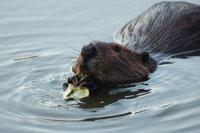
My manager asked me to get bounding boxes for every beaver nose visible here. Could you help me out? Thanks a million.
[81,43,97,58]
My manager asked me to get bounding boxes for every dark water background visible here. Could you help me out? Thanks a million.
[0,0,200,133]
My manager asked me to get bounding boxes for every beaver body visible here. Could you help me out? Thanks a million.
[115,1,200,59]
[70,1,200,89]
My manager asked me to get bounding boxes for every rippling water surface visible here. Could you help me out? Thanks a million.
[0,0,200,133]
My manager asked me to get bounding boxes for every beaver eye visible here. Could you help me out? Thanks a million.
[113,46,121,52]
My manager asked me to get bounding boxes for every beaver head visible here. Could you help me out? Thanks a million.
[72,41,157,87]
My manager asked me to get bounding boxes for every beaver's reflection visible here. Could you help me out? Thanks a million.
[78,86,150,108]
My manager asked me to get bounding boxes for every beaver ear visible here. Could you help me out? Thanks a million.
[142,52,150,64]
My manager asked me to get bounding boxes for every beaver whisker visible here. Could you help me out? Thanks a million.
[84,33,94,42]
[65,44,80,54]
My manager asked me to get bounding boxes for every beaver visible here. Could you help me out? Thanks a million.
[64,1,200,94]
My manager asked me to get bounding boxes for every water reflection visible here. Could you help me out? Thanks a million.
[79,88,151,108]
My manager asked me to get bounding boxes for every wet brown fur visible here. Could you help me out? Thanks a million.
[71,1,200,87]
[72,42,156,86]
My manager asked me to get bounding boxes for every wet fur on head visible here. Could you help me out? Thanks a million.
[72,41,157,86]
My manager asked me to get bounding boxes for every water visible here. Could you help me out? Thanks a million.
[0,0,200,132]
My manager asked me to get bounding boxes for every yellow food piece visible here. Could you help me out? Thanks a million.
[63,84,89,100]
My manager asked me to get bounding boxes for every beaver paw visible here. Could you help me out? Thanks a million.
[63,74,96,91]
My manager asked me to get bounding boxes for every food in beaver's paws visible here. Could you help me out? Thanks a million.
[63,74,96,100]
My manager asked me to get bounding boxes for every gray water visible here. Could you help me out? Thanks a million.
[0,0,200,133]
